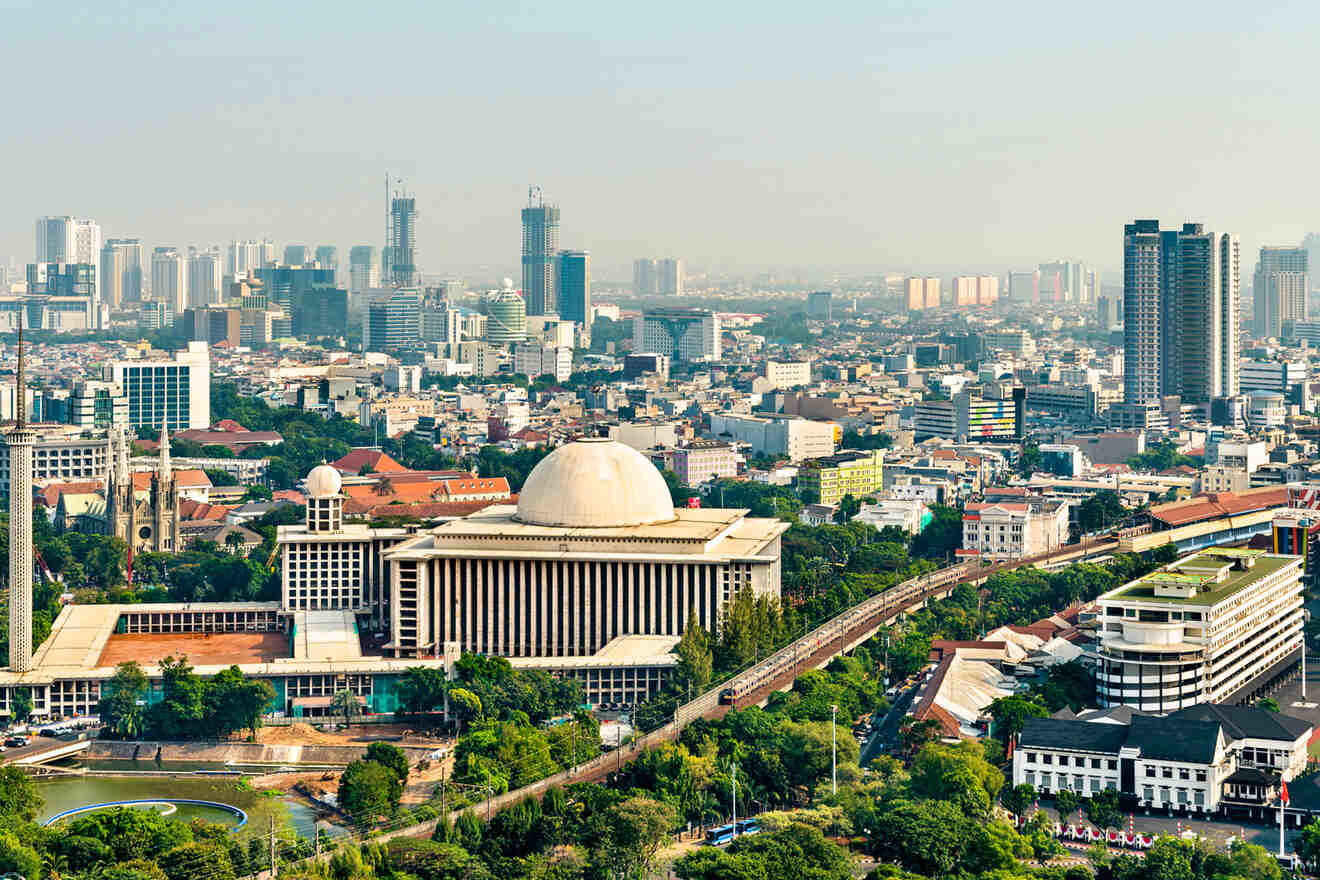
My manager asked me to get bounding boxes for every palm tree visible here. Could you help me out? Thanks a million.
[224,531,246,555]
[330,689,361,727]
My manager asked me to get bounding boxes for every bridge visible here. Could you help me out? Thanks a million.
[1,735,92,767]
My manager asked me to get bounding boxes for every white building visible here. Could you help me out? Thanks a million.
[657,258,683,296]
[514,341,572,383]
[708,413,836,462]
[382,439,788,665]
[227,239,275,276]
[384,365,423,393]
[36,216,101,268]
[0,435,110,496]
[961,498,1070,561]
[1096,547,1303,712]
[854,498,929,535]
[762,359,811,390]
[1205,435,1267,473]
[633,308,720,363]
[107,341,211,430]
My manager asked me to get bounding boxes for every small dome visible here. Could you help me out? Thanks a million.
[516,438,677,528]
[306,464,343,498]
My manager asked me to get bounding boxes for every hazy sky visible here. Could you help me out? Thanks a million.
[3,1,1317,277]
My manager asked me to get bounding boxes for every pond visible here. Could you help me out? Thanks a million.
[35,774,331,840]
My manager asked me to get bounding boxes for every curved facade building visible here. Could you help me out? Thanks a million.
[1096,547,1303,712]
[484,288,527,345]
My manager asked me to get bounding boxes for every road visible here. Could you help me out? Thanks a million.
[861,684,918,766]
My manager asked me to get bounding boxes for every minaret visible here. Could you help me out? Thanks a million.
[7,323,35,672]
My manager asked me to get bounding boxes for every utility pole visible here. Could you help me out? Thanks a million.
[487,786,494,820]
[269,816,277,878]
[314,821,320,857]
[731,757,738,839]
[830,704,838,796]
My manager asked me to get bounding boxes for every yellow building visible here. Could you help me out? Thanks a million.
[798,450,884,506]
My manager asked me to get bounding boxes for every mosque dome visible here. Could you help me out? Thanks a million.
[306,464,344,499]
[515,438,678,528]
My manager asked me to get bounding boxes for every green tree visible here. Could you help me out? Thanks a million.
[365,742,410,783]
[385,838,487,880]
[869,800,973,877]
[448,688,482,733]
[1085,788,1120,831]
[987,695,1048,740]
[1053,788,1079,825]
[0,766,41,824]
[146,656,205,739]
[1259,696,1281,712]
[674,610,713,696]
[1001,783,1036,820]
[676,824,851,880]
[339,760,400,824]
[158,842,235,880]
[331,689,362,727]
[594,796,676,880]
[396,667,448,718]
[0,829,41,880]
[10,688,31,725]
[205,665,275,738]
[100,859,169,880]
[834,494,862,523]
[1298,818,1320,871]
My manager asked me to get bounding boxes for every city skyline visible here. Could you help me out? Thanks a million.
[6,4,1320,274]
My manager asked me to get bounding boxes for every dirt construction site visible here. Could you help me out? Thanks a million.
[98,632,290,667]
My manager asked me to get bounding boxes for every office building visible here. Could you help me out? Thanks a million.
[186,307,241,348]
[1253,246,1307,339]
[107,342,211,430]
[670,440,738,487]
[35,217,100,269]
[226,240,275,276]
[315,245,337,272]
[623,353,669,380]
[386,188,417,287]
[484,285,528,345]
[913,389,1026,441]
[633,307,720,362]
[521,190,559,315]
[1008,270,1038,303]
[633,259,657,295]
[798,450,884,507]
[513,341,572,383]
[382,439,788,663]
[150,247,186,318]
[69,380,128,430]
[657,258,683,296]
[349,245,379,294]
[363,288,420,352]
[708,413,836,461]
[1096,547,1302,712]
[99,239,143,308]
[1097,295,1122,328]
[556,250,591,327]
[807,291,832,321]
[0,435,111,496]
[283,245,310,266]
[762,359,811,390]
[1038,444,1085,478]
[1123,220,1240,406]
[186,248,222,308]
[1240,360,1306,395]
[1273,508,1320,594]
[420,301,463,346]
[905,277,941,311]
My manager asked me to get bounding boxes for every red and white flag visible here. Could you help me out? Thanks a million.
[1282,779,1291,805]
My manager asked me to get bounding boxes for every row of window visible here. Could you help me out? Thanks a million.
[1024,752,1118,770]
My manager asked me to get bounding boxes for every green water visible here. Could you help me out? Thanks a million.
[35,775,327,840]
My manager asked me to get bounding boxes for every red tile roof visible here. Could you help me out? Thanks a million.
[331,448,408,475]
[38,481,103,508]
[343,497,513,519]
[1147,485,1289,527]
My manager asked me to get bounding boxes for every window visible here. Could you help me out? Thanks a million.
[1026,752,1037,763]
[1143,786,1154,802]
[1178,768,1189,780]
[1163,767,1173,779]
[1090,758,1101,769]
[1146,766,1156,778]
[1043,754,1053,765]
[1195,770,1206,782]
[1108,760,1118,770]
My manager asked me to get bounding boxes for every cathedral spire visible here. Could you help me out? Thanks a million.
[159,420,171,483]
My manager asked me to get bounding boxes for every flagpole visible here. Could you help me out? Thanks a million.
[1280,779,1289,859]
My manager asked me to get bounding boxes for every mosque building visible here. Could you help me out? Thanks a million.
[0,437,786,718]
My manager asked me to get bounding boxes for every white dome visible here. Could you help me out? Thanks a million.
[306,464,343,498]
[516,438,677,528]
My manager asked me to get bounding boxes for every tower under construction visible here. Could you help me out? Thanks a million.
[521,186,560,316]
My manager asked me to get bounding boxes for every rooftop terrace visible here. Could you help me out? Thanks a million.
[1105,549,1294,607]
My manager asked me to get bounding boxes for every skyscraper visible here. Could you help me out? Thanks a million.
[1123,220,1240,406]
[151,247,186,319]
[226,239,275,276]
[1253,246,1308,338]
[284,244,311,266]
[364,288,420,351]
[315,245,338,275]
[100,238,143,308]
[349,245,379,294]
[35,216,101,266]
[521,187,560,316]
[556,250,591,327]
[186,247,222,308]
[633,259,657,295]
[386,183,418,288]
[657,258,683,296]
